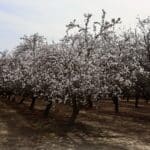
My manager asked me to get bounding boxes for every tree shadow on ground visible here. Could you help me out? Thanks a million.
[0,100,130,150]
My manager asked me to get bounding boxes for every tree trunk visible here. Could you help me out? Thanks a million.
[135,96,139,108]
[7,95,11,101]
[11,95,16,102]
[135,87,140,108]
[144,95,149,104]
[112,95,119,113]
[69,96,80,125]
[44,100,52,117]
[19,97,25,104]
[87,95,93,108]
[29,96,36,111]
[126,95,130,102]
[115,97,119,113]
[145,98,149,104]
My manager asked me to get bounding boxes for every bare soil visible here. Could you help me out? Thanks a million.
[0,98,150,150]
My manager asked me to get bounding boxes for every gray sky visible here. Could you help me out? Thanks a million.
[0,0,150,50]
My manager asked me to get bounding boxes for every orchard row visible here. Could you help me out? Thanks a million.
[0,10,150,124]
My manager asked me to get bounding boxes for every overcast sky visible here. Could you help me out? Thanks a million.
[0,0,150,50]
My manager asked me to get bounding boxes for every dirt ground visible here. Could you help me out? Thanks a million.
[0,99,150,150]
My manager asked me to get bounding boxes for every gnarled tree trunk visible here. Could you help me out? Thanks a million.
[87,94,93,108]
[29,96,36,111]
[44,97,52,117]
[11,95,16,102]
[112,95,119,113]
[69,95,80,125]
[19,97,25,104]
[135,94,139,108]
[126,95,130,102]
